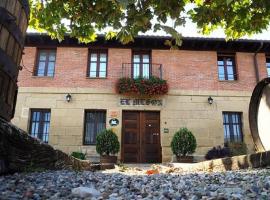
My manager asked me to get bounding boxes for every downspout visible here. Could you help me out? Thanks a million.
[253,42,264,83]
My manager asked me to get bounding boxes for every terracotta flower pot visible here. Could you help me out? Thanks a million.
[176,156,194,163]
[100,155,117,170]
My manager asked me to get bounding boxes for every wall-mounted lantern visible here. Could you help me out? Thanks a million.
[208,96,213,105]
[66,93,72,102]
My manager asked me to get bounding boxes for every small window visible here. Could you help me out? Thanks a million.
[132,51,151,78]
[88,50,107,78]
[84,110,106,145]
[29,109,51,143]
[35,49,56,77]
[266,57,270,77]
[218,54,237,81]
[223,112,243,143]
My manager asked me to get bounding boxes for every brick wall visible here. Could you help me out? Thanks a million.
[19,47,268,91]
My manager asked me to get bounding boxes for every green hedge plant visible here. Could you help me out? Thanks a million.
[171,128,197,157]
[71,152,86,160]
[96,129,120,156]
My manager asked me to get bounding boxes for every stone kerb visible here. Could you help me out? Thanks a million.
[185,151,270,172]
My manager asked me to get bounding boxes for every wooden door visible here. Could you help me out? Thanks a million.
[122,111,161,163]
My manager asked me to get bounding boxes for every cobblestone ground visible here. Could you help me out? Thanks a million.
[1,165,270,200]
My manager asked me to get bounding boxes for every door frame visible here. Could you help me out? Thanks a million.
[121,110,161,163]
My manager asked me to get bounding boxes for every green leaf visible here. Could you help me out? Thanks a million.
[226,0,233,5]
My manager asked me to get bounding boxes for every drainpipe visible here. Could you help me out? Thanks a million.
[253,42,264,83]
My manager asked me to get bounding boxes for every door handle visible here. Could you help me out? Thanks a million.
[153,133,159,136]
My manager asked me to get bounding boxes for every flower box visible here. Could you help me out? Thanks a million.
[116,76,168,96]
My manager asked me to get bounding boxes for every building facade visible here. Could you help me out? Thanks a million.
[12,34,270,162]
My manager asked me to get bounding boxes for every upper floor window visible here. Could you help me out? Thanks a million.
[266,57,270,77]
[29,109,51,143]
[88,50,107,78]
[218,54,237,81]
[84,110,106,145]
[223,112,243,143]
[35,49,56,77]
[132,51,151,78]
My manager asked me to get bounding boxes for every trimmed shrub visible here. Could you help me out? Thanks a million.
[205,146,231,160]
[71,152,86,160]
[171,128,197,157]
[96,129,120,156]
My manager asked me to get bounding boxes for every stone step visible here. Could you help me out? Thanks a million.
[86,155,100,163]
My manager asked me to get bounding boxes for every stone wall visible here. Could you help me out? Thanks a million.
[12,87,254,162]
[0,118,95,174]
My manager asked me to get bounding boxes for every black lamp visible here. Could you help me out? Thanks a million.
[66,93,72,102]
[208,96,213,105]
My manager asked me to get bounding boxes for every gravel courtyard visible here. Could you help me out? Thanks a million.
[1,165,270,200]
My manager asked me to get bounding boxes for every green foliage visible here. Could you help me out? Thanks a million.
[189,0,270,39]
[117,76,168,96]
[171,128,197,157]
[96,129,120,156]
[29,1,270,46]
[227,142,247,156]
[71,151,86,160]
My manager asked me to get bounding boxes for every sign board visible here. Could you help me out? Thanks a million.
[109,118,119,126]
[109,110,120,118]
[163,128,169,133]
[120,98,163,106]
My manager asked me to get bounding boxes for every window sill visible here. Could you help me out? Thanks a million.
[83,144,96,146]
[32,76,54,79]
[86,77,107,79]
[218,80,238,82]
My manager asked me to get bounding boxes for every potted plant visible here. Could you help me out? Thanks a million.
[71,151,86,160]
[170,128,197,163]
[116,76,168,96]
[96,129,120,168]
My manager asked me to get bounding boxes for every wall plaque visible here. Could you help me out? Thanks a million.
[119,98,163,106]
[109,118,119,126]
[109,111,120,118]
[163,128,169,133]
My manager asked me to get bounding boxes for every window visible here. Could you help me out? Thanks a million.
[88,50,107,78]
[218,54,237,80]
[84,110,106,145]
[266,57,270,77]
[35,49,56,77]
[29,109,51,143]
[132,51,151,78]
[223,112,243,143]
